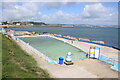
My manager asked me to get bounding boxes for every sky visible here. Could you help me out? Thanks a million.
[0,0,119,25]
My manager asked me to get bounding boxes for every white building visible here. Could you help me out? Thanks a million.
[16,23,21,25]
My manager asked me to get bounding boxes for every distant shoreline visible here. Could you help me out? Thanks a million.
[0,24,118,28]
[0,24,74,28]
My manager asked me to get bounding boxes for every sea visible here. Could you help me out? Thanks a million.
[8,26,119,48]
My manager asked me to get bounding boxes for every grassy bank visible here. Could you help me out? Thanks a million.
[2,34,50,78]
[0,34,2,79]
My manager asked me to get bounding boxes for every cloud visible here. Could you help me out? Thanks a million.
[39,3,117,25]
[1,2,118,25]
[80,3,118,25]
[2,0,119,2]
[2,0,98,2]
[38,11,68,24]
[0,2,3,20]
[37,10,76,24]
[2,2,42,21]
[45,2,62,9]
[44,2,77,9]
[82,3,109,18]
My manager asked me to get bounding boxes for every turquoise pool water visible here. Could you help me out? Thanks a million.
[19,36,87,61]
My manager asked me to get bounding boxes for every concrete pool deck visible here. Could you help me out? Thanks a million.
[8,34,119,78]
[19,34,119,61]
[49,35,119,61]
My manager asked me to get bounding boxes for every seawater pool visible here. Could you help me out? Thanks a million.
[19,36,87,61]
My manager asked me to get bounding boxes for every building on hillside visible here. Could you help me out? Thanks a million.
[16,23,21,25]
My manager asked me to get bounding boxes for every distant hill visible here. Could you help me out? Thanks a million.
[29,22,46,25]
[1,21,47,25]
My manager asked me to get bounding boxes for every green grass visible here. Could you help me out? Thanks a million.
[0,34,2,79]
[2,34,51,78]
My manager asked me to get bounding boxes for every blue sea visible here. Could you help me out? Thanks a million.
[9,26,119,48]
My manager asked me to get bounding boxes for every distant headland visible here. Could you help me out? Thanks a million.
[0,21,117,28]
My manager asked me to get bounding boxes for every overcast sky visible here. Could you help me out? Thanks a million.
[0,1,119,25]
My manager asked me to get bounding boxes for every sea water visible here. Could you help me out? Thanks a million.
[9,26,119,48]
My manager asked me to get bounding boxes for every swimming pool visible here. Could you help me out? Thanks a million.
[19,36,87,61]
